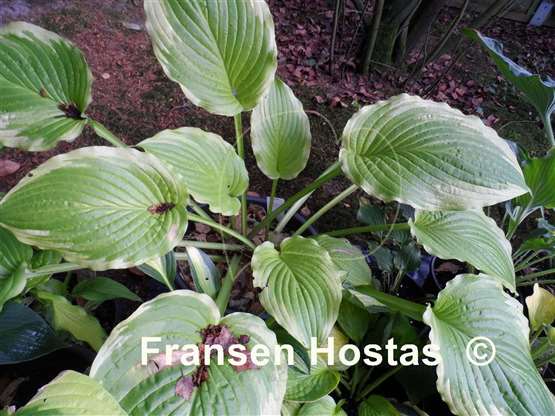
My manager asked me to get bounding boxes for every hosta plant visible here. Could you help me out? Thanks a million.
[1,2,555,415]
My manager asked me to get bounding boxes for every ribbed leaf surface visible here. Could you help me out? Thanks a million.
[424,274,555,416]
[339,94,527,210]
[90,290,287,415]
[139,127,248,216]
[144,0,277,116]
[0,22,91,151]
[0,227,32,277]
[252,237,342,348]
[16,371,126,416]
[517,152,555,209]
[251,78,311,180]
[286,356,340,402]
[410,210,515,290]
[297,396,346,416]
[0,147,188,270]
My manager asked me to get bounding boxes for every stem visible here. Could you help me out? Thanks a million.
[249,162,342,237]
[234,113,248,236]
[517,269,555,284]
[356,365,403,401]
[268,178,278,217]
[24,263,84,279]
[516,254,555,272]
[188,200,211,220]
[275,194,311,234]
[89,119,127,148]
[353,285,426,321]
[188,213,256,250]
[215,255,242,315]
[329,0,342,76]
[63,271,73,292]
[361,0,384,75]
[293,184,357,237]
[174,252,225,262]
[176,240,245,251]
[542,113,554,148]
[317,222,410,238]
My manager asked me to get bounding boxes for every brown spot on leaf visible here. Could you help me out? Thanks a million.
[148,202,175,215]
[39,88,48,98]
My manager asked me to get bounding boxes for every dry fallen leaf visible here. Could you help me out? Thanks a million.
[0,160,20,177]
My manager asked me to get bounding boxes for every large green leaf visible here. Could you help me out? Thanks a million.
[138,251,176,290]
[90,290,287,415]
[0,147,188,270]
[144,0,277,116]
[409,210,515,290]
[286,356,340,402]
[297,396,346,416]
[16,370,126,416]
[0,227,32,277]
[36,290,106,351]
[0,263,26,311]
[0,22,91,151]
[251,78,311,180]
[72,276,142,303]
[464,29,555,130]
[138,127,248,216]
[252,236,342,348]
[315,235,372,287]
[424,274,555,415]
[516,152,555,209]
[339,94,527,210]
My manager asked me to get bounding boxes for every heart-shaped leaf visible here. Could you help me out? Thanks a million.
[90,290,287,415]
[286,356,340,402]
[252,237,342,348]
[339,94,527,210]
[424,274,555,415]
[16,370,126,416]
[410,210,515,290]
[297,396,346,416]
[138,127,248,216]
[144,0,277,116]
[0,147,188,270]
[464,29,555,140]
[0,302,66,365]
[315,235,372,287]
[251,78,311,180]
[0,22,92,151]
[358,395,400,416]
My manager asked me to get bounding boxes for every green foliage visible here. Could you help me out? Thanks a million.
[72,276,141,303]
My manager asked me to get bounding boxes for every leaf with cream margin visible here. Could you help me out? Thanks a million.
[526,284,555,331]
[15,370,126,416]
[252,236,342,348]
[138,127,248,216]
[144,0,277,116]
[409,210,515,291]
[251,78,311,180]
[90,290,287,415]
[0,22,92,151]
[315,235,372,287]
[424,274,555,415]
[0,227,32,278]
[0,147,188,270]
[339,94,527,210]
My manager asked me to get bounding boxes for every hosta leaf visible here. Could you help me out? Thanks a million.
[358,395,400,416]
[138,127,248,216]
[0,301,65,365]
[26,249,63,290]
[297,396,346,416]
[252,237,342,348]
[36,290,106,351]
[186,246,221,298]
[464,29,555,125]
[424,274,555,416]
[16,370,126,416]
[144,0,277,116]
[90,290,287,415]
[315,235,372,287]
[0,263,26,311]
[282,401,301,416]
[72,276,142,303]
[409,210,515,291]
[516,152,555,209]
[0,227,32,277]
[286,356,340,402]
[339,94,527,210]
[526,284,555,331]
[251,78,311,180]
[337,294,371,344]
[0,147,188,270]
[138,251,177,290]
[0,22,92,151]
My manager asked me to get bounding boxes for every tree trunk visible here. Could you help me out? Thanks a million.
[406,0,448,54]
